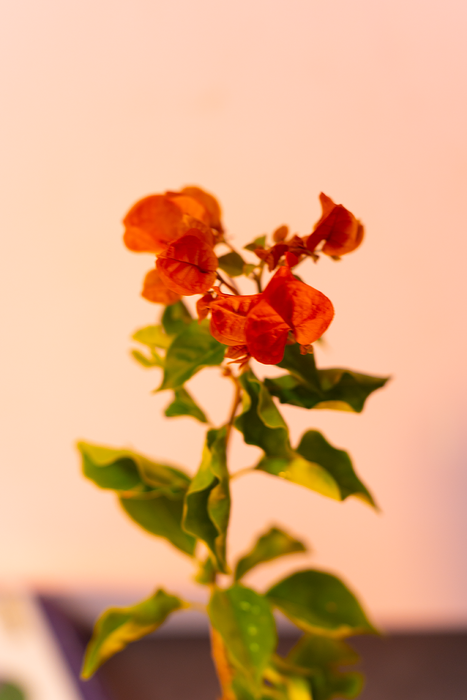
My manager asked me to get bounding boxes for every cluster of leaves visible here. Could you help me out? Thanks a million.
[77,186,389,699]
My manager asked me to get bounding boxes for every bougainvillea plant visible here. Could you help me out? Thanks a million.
[77,186,388,699]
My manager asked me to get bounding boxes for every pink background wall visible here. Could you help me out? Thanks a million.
[1,0,466,629]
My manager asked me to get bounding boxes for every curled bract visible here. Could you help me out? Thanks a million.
[306,193,364,257]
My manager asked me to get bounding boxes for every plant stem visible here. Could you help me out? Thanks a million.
[210,626,236,700]
[207,373,243,697]
[254,260,265,293]
[230,465,255,481]
[216,272,239,295]
[225,374,242,449]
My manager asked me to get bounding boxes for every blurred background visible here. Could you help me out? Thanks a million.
[1,0,466,693]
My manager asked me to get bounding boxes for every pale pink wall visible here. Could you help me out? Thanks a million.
[1,0,467,629]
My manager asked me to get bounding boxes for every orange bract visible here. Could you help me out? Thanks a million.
[141,268,180,305]
[123,189,218,256]
[201,267,334,366]
[246,266,334,364]
[178,186,223,232]
[306,193,364,257]
[209,293,261,346]
[156,228,218,296]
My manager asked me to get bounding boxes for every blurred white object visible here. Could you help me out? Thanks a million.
[0,591,82,700]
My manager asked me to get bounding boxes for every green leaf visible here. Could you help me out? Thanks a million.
[234,526,307,582]
[218,251,246,277]
[78,442,196,556]
[164,387,208,423]
[296,431,377,508]
[158,320,225,391]
[243,263,257,276]
[131,348,164,368]
[82,589,186,678]
[78,442,190,497]
[132,324,172,349]
[235,374,351,502]
[287,634,364,700]
[193,555,217,585]
[235,371,292,459]
[266,570,377,638]
[256,454,342,502]
[265,344,389,412]
[183,428,230,572]
[208,585,277,691]
[120,495,196,555]
[0,683,26,700]
[161,300,192,336]
[244,235,267,252]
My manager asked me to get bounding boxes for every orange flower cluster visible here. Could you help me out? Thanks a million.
[198,266,334,365]
[123,187,363,365]
[123,186,223,302]
[254,193,365,271]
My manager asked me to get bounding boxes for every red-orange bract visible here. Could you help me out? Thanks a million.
[204,291,261,346]
[200,266,334,365]
[141,269,181,305]
[123,186,222,255]
[306,193,364,257]
[246,266,334,364]
[156,228,218,296]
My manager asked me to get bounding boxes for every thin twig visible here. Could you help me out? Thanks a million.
[225,374,242,448]
[216,272,239,295]
[230,466,255,481]
[254,260,265,293]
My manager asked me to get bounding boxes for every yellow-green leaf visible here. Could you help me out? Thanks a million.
[234,527,307,582]
[82,589,186,678]
[132,324,172,349]
[131,348,164,368]
[256,454,342,502]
